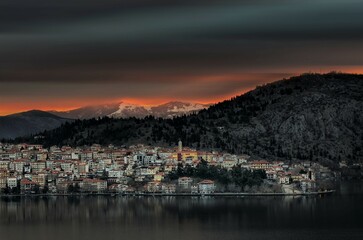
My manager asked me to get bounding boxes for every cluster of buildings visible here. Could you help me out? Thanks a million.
[251,160,336,193]
[0,141,336,195]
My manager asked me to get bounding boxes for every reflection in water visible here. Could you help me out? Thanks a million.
[0,182,362,240]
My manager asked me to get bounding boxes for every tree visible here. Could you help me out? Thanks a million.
[2,187,10,194]
[68,184,75,193]
[34,185,40,194]
[166,161,266,191]
[42,185,49,194]
[74,183,80,193]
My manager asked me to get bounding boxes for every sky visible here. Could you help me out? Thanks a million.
[1,0,363,115]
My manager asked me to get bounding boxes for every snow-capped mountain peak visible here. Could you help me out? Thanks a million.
[108,102,150,118]
[150,101,209,118]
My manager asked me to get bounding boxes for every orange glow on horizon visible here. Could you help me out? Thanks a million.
[1,68,363,116]
[0,95,240,116]
[0,89,251,116]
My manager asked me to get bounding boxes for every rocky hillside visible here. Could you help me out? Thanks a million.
[15,73,363,165]
[0,110,70,139]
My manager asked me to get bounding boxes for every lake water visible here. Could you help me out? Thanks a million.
[0,182,362,240]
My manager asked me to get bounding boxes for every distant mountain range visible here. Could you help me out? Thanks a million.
[16,73,362,165]
[0,110,70,139]
[0,102,210,139]
[50,101,210,119]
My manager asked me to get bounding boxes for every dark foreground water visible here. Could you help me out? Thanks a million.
[0,182,362,240]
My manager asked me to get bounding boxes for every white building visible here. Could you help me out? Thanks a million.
[198,180,216,194]
[178,177,193,189]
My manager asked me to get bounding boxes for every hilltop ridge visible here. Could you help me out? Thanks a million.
[12,73,363,165]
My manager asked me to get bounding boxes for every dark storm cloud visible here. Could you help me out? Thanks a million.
[0,0,277,31]
[0,0,363,108]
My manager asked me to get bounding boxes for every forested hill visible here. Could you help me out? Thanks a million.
[14,73,363,166]
[0,110,70,139]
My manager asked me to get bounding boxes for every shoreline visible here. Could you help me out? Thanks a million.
[0,190,335,198]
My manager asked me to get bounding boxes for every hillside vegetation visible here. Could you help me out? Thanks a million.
[14,73,363,166]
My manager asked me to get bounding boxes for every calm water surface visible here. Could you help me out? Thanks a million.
[0,182,362,240]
